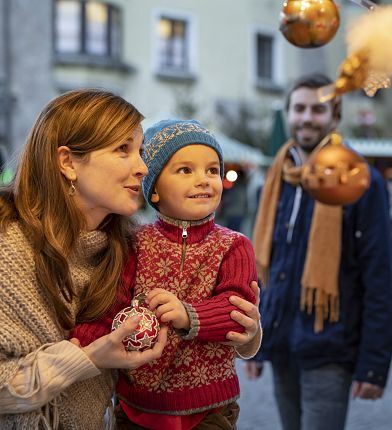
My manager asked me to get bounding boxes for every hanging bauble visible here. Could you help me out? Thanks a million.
[301,132,370,205]
[112,293,160,352]
[280,0,340,48]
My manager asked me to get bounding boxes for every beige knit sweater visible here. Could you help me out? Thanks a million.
[0,222,115,429]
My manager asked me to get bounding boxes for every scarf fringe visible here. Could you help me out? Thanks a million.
[301,287,339,333]
[257,262,268,288]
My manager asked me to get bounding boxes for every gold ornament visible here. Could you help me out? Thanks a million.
[279,0,340,48]
[317,49,391,102]
[302,132,370,205]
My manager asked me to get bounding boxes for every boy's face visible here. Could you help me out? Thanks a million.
[151,144,223,221]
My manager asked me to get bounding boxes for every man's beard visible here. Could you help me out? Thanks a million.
[293,125,331,153]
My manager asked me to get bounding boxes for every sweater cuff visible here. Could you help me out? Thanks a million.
[174,302,200,340]
[2,340,100,413]
[8,341,100,398]
[235,322,263,359]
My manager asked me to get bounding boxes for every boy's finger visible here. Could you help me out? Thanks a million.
[147,288,167,301]
[154,303,173,319]
[148,293,171,311]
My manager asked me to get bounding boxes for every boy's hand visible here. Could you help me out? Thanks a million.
[147,288,190,330]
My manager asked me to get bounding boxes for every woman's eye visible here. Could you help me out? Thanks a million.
[118,144,128,153]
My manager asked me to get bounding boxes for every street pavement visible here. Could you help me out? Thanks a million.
[236,360,392,430]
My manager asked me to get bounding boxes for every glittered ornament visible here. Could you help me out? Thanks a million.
[280,0,340,48]
[301,132,370,205]
[112,293,160,352]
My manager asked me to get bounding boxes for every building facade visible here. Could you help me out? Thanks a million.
[1,0,391,169]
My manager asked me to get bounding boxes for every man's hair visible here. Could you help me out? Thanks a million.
[285,73,342,121]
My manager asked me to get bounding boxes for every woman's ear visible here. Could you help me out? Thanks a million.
[151,190,160,204]
[57,146,77,180]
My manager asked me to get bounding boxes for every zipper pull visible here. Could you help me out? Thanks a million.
[180,222,188,272]
[182,222,188,239]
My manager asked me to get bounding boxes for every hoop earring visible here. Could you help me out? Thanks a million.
[68,180,76,196]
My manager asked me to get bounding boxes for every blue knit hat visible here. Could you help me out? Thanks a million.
[142,119,224,207]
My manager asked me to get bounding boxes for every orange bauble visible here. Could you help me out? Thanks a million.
[301,135,370,206]
[280,0,340,48]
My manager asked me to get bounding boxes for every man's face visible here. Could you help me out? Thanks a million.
[287,87,338,153]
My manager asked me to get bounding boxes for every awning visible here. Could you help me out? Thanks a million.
[213,132,273,167]
[142,117,272,167]
[346,138,392,157]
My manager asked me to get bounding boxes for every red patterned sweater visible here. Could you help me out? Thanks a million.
[117,214,257,415]
[72,214,257,415]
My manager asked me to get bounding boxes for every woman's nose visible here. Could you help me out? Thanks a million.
[134,156,148,178]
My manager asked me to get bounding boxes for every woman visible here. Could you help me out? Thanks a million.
[0,89,260,429]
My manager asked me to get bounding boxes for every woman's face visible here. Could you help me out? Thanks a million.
[71,125,147,230]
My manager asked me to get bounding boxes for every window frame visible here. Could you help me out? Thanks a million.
[152,9,197,81]
[251,27,284,91]
[53,0,126,68]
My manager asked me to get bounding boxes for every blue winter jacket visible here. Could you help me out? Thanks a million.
[254,161,392,387]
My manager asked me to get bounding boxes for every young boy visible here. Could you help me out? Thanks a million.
[73,119,259,430]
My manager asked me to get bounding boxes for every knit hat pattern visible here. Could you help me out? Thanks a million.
[142,119,224,206]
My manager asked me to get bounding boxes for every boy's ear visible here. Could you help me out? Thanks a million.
[151,189,160,204]
[57,146,77,181]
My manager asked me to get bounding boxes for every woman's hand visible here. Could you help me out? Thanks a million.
[77,316,168,369]
[225,280,261,346]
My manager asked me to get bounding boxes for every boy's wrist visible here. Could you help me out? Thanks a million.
[172,309,190,330]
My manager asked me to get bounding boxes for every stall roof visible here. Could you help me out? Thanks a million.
[142,117,272,167]
[213,132,273,167]
[347,138,392,157]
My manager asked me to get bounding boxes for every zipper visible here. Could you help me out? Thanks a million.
[180,221,188,272]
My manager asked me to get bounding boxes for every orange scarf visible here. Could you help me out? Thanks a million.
[253,140,342,332]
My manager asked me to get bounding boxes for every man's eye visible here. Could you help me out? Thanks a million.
[208,167,220,175]
[313,106,327,114]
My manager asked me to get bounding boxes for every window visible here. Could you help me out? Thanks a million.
[158,17,188,71]
[54,0,122,60]
[252,30,283,90]
[154,12,196,80]
[256,34,273,81]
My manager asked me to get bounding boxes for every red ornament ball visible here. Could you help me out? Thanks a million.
[112,297,160,352]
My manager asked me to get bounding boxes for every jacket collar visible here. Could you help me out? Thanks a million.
[155,212,215,244]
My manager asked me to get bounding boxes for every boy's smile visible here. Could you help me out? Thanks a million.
[151,144,223,221]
